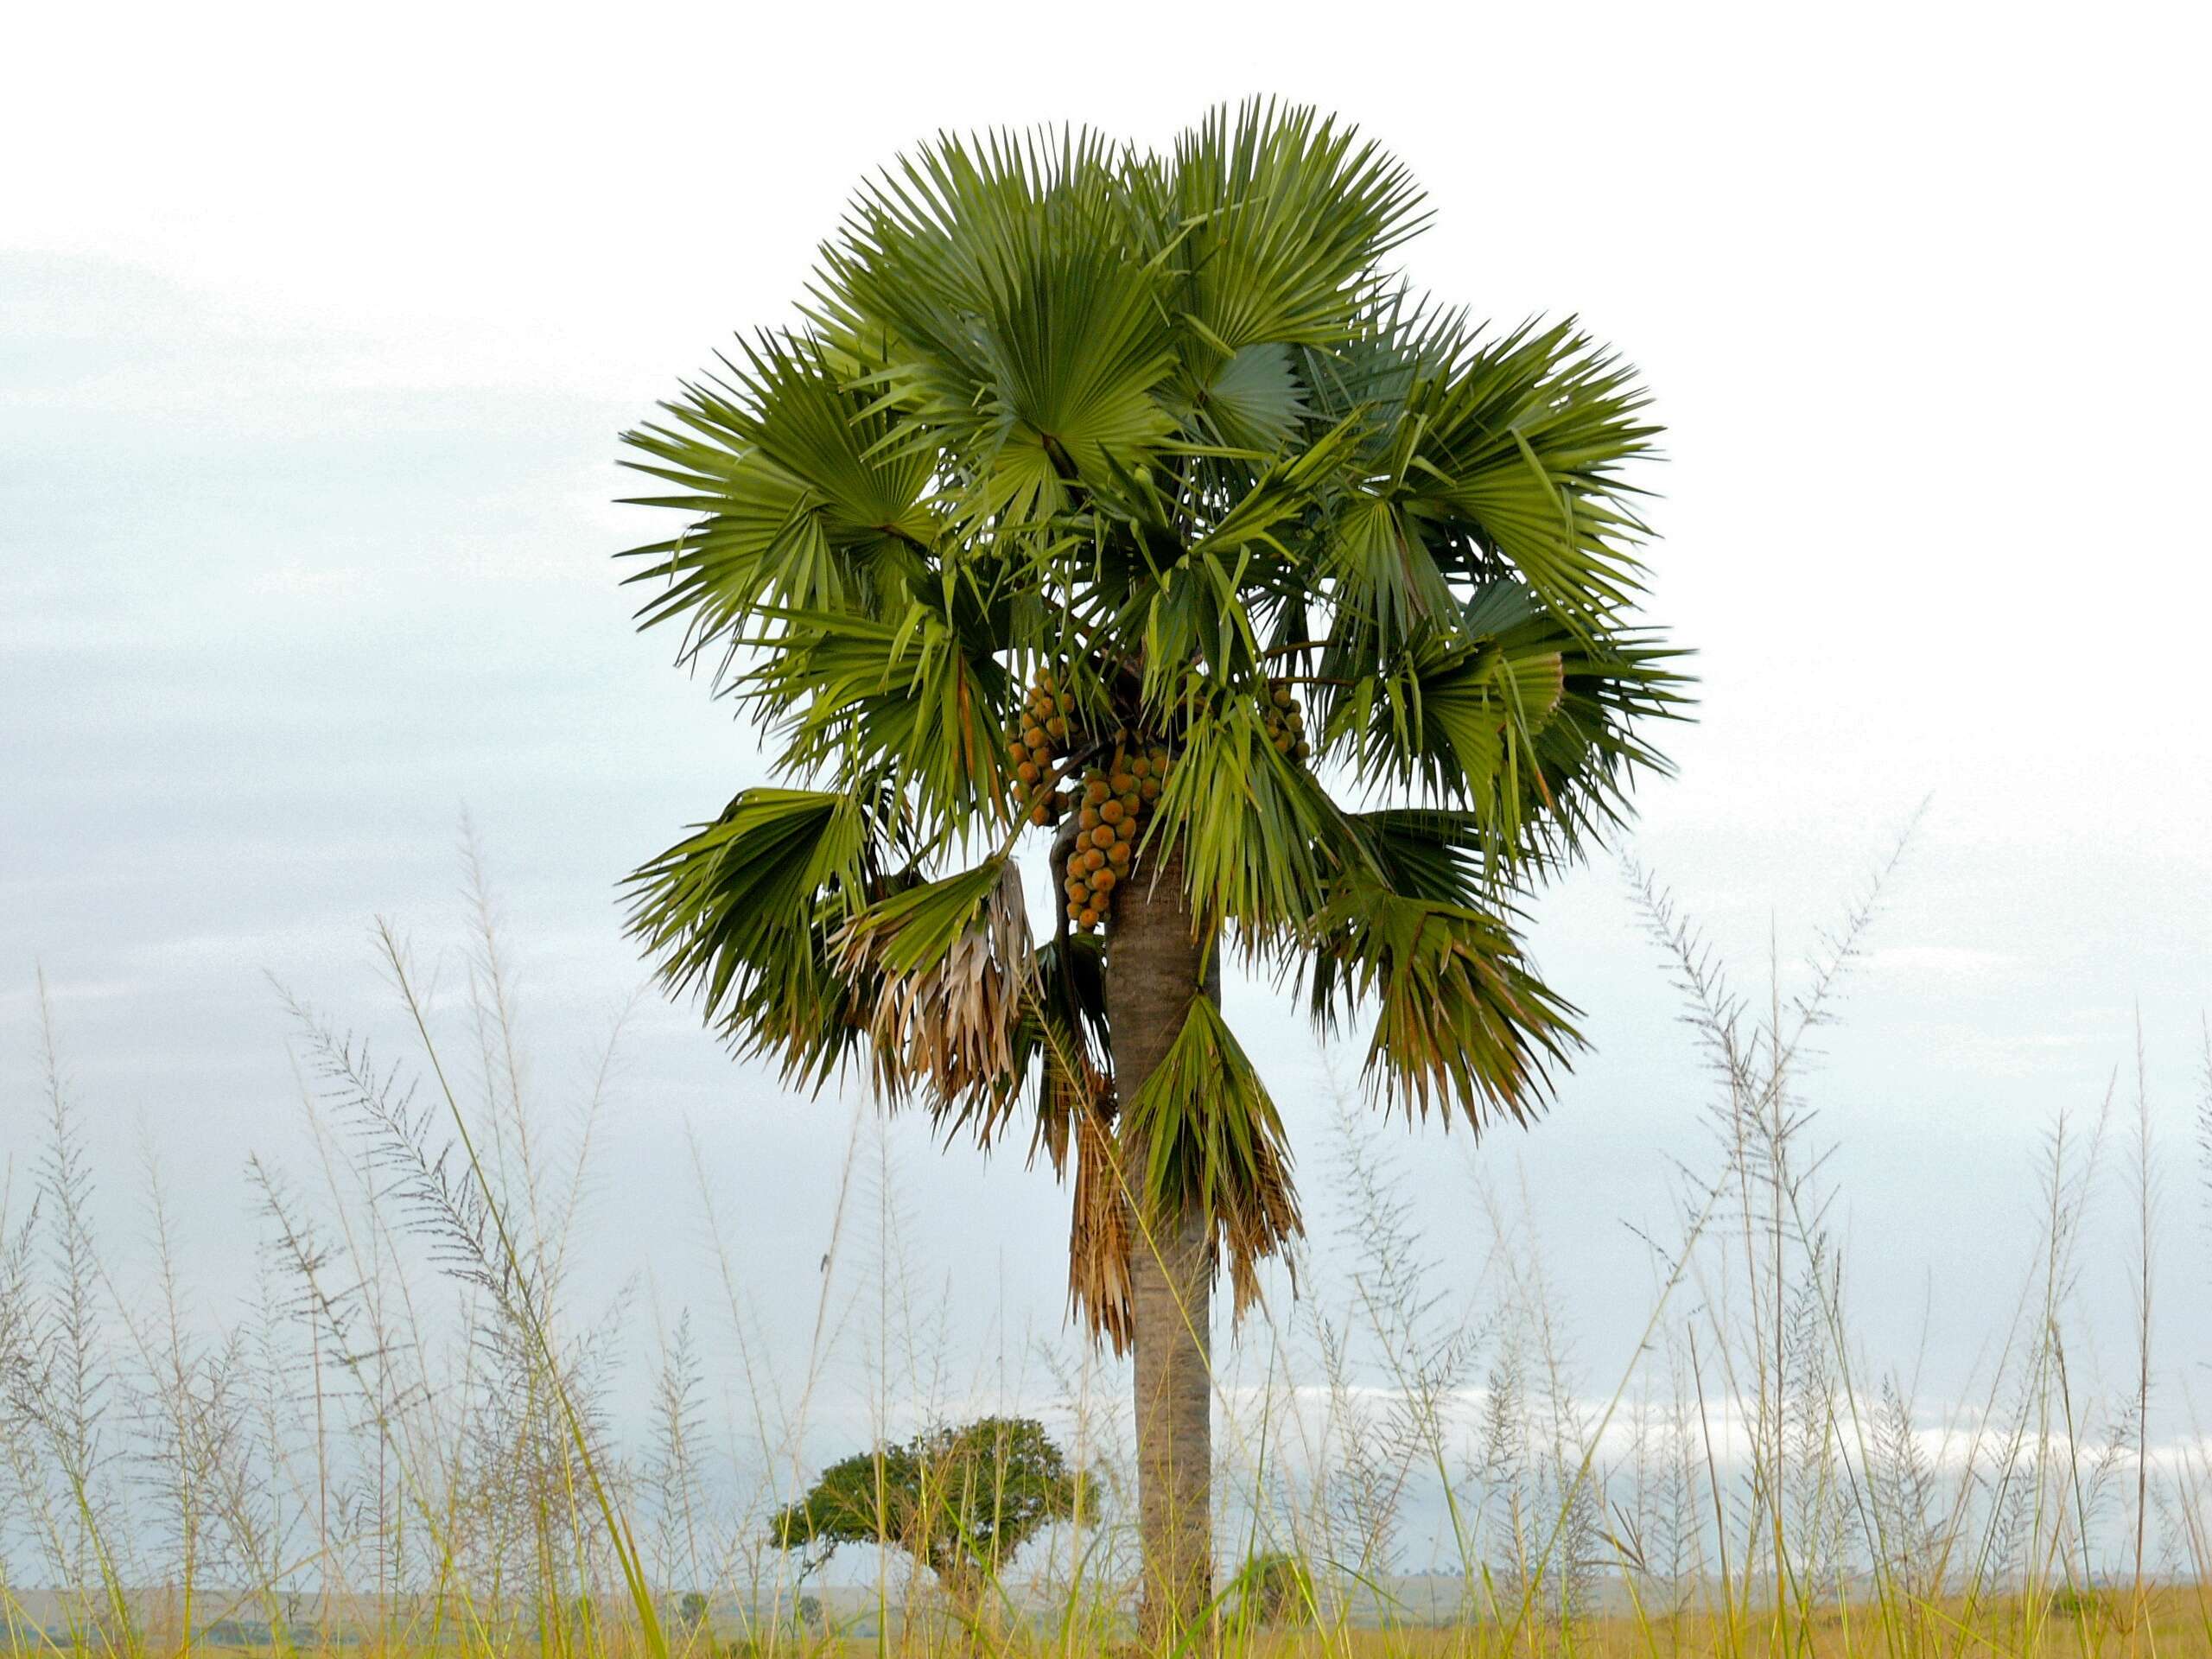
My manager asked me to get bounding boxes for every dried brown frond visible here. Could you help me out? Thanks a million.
[1067,1092,1135,1354]
[841,859,1034,1142]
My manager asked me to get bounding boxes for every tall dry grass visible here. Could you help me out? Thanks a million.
[4,827,2210,1659]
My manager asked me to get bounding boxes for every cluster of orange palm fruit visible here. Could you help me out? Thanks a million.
[1262,679,1313,760]
[1006,673,1076,827]
[1061,742,1172,933]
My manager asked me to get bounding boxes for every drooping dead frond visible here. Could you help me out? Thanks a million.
[1012,927,1133,1348]
[1064,1075,1133,1353]
[837,858,1034,1141]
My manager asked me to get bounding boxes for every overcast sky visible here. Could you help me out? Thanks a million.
[4,0,2209,1484]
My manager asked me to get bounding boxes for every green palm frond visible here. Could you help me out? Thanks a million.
[1163,100,1427,358]
[1465,581,1691,865]
[1395,317,1662,626]
[747,601,1014,844]
[1142,696,1351,945]
[815,132,1177,537]
[1334,616,1567,820]
[624,787,892,1089]
[1324,577,1688,876]
[1307,875,1582,1131]
[619,334,937,650]
[1177,342,1309,457]
[1121,997,1302,1314]
[1343,808,1491,908]
[1173,407,1369,564]
[1313,491,1462,661]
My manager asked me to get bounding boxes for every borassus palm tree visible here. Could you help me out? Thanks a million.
[619,102,1685,1637]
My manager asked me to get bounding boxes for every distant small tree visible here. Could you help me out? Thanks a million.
[676,1592,709,1637]
[769,1416,1084,1609]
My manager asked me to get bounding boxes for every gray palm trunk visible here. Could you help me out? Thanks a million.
[1104,847,1217,1638]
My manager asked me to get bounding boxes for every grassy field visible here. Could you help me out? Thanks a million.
[4,841,2209,1659]
[7,1593,2212,1659]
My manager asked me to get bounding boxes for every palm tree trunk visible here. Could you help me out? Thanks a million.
[1107,849,1216,1642]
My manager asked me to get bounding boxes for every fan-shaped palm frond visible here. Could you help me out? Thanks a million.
[1306,872,1581,1130]
[1121,997,1301,1315]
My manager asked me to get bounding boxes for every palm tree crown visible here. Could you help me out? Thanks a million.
[620,102,1687,1344]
